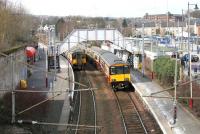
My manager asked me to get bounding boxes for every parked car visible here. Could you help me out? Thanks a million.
[192,55,199,62]
[171,52,180,59]
[181,54,199,62]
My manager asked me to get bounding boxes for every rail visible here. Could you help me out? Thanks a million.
[74,70,97,134]
[74,72,83,134]
[114,91,148,134]
[87,77,97,134]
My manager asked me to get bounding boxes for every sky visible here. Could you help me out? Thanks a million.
[11,0,200,17]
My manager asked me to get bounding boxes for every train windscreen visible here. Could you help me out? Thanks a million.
[110,66,129,75]
[72,53,82,59]
[124,66,129,74]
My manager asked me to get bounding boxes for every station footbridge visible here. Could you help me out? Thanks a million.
[59,28,157,60]
[60,29,136,52]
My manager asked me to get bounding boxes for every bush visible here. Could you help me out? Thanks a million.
[153,56,180,86]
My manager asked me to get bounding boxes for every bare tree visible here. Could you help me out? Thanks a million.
[0,0,35,50]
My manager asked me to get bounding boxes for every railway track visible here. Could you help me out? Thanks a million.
[65,69,82,134]
[65,60,161,134]
[74,70,97,134]
[114,91,148,134]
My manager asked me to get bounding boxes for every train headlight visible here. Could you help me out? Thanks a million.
[112,79,116,82]
[124,78,129,81]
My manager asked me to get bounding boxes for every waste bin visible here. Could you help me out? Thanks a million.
[138,63,142,70]
[20,80,27,89]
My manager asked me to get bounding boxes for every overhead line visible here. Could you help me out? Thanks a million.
[0,52,88,88]
[0,88,98,93]
[149,77,200,96]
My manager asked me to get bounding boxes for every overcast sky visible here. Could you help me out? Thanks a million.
[11,0,199,17]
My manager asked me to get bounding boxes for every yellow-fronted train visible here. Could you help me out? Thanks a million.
[66,47,86,70]
[85,46,133,91]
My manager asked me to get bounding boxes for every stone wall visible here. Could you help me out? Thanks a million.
[0,49,27,97]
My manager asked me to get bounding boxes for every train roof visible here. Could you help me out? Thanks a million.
[69,46,85,53]
[90,47,126,66]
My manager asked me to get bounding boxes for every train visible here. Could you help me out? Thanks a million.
[65,47,86,70]
[85,46,132,90]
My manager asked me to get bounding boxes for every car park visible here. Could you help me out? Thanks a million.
[171,52,180,58]
[192,55,199,62]
[181,54,199,62]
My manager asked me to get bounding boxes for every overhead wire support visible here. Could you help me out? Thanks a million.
[17,120,102,129]
[0,88,98,93]
[143,95,200,100]
[149,76,200,96]
[0,50,90,119]
[142,23,145,77]
[11,54,15,123]
[0,52,87,88]
[17,92,62,115]
[172,50,178,124]
[187,2,199,109]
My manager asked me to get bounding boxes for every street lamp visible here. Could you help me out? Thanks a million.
[142,23,145,77]
[187,2,198,109]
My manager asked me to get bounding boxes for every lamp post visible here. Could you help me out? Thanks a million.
[142,24,145,77]
[45,29,51,88]
[53,30,57,82]
[181,9,184,50]
[172,44,179,125]
[187,2,198,109]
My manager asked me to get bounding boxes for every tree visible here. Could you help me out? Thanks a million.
[190,10,200,18]
[0,0,36,50]
[122,18,128,28]
[55,18,66,40]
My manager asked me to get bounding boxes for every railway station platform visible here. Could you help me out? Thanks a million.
[131,69,200,134]
[26,43,74,133]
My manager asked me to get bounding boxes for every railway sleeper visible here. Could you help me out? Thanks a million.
[126,121,142,125]
[128,130,145,133]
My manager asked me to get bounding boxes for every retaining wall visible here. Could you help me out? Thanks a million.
[0,49,27,97]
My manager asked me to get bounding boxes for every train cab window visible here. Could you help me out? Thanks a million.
[82,55,86,59]
[110,66,129,75]
[118,67,124,74]
[110,66,123,75]
[72,54,76,59]
[124,66,130,74]
[77,53,82,59]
